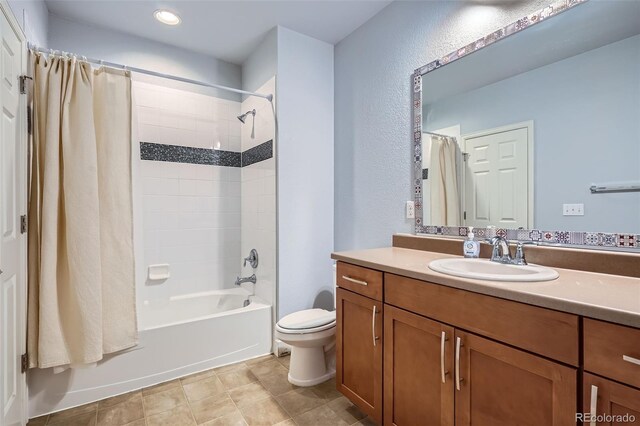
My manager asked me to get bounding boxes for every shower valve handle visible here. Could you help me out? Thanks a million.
[243,249,259,269]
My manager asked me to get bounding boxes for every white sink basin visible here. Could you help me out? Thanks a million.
[428,258,559,282]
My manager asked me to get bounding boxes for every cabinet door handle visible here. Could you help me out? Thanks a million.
[372,305,379,346]
[440,331,448,383]
[342,276,368,286]
[455,337,463,391]
[623,355,640,366]
[589,385,598,426]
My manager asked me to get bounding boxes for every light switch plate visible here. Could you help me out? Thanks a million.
[563,204,584,216]
[406,201,415,219]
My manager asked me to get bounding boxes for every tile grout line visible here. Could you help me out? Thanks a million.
[224,362,250,425]
[178,379,198,426]
[140,389,148,426]
[255,375,294,425]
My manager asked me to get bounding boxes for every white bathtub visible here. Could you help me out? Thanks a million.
[28,288,272,417]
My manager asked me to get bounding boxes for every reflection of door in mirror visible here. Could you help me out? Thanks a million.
[463,122,533,229]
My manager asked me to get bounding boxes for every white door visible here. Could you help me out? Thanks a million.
[0,3,27,426]
[464,124,531,229]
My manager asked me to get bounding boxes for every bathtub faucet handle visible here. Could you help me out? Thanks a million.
[243,249,259,268]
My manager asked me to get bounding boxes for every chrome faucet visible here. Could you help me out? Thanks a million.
[487,237,530,265]
[235,274,256,286]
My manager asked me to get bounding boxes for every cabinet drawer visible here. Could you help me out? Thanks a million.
[385,273,579,366]
[336,262,383,301]
[584,318,640,389]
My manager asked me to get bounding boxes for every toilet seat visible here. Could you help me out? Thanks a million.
[276,309,336,334]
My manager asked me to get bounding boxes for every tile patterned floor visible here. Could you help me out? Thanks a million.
[28,355,377,426]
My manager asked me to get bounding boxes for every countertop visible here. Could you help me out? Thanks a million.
[331,247,640,328]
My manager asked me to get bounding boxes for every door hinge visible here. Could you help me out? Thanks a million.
[19,75,32,94]
[21,353,28,373]
[463,211,467,220]
[462,152,469,162]
[20,215,27,234]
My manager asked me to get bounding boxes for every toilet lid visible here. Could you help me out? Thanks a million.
[278,309,336,330]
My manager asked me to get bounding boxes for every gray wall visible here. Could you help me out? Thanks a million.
[242,26,335,319]
[242,28,277,94]
[8,0,48,46]
[47,14,242,101]
[276,27,334,318]
[334,0,549,250]
[425,34,640,233]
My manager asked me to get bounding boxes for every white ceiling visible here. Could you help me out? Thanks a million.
[45,0,392,64]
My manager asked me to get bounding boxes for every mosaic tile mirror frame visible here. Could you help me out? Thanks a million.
[412,0,640,251]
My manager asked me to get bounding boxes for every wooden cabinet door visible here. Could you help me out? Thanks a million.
[383,305,454,426]
[583,373,640,425]
[455,331,577,426]
[336,288,383,422]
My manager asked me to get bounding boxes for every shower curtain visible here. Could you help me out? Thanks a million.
[430,135,461,226]
[27,52,137,368]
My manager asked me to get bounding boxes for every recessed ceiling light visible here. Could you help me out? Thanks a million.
[154,9,181,26]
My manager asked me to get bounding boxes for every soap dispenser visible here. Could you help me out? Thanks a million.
[463,227,480,258]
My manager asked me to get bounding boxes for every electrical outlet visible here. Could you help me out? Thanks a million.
[563,203,584,216]
[406,201,415,219]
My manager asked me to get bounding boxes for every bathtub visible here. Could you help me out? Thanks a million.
[28,288,272,417]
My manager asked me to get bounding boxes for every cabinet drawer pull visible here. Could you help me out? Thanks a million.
[372,305,379,346]
[455,337,463,391]
[342,275,368,286]
[623,355,640,366]
[589,385,598,426]
[440,331,448,383]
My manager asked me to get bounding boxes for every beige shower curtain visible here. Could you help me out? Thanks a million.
[430,135,461,226]
[27,52,137,368]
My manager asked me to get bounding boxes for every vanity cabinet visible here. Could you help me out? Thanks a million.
[336,261,581,425]
[584,319,640,389]
[384,305,454,425]
[455,330,576,426]
[582,319,640,425]
[583,374,640,426]
[336,287,383,422]
[383,299,576,426]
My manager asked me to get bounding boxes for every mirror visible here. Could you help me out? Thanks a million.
[414,0,640,249]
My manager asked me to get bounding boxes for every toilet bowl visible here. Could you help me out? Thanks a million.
[275,308,336,386]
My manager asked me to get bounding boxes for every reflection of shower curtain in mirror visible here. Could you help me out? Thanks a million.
[430,135,460,226]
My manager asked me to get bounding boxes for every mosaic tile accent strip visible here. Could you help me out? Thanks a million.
[415,225,640,251]
[414,0,587,76]
[141,140,274,168]
[140,142,241,167]
[242,139,273,167]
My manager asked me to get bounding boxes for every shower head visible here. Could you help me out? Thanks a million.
[237,109,256,123]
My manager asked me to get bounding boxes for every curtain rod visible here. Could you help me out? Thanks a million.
[28,44,274,102]
[424,131,456,139]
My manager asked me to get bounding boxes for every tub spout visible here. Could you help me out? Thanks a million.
[235,274,256,286]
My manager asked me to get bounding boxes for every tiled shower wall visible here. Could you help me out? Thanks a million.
[134,80,243,303]
[239,77,277,308]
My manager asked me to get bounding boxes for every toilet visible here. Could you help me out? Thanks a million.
[274,266,337,386]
